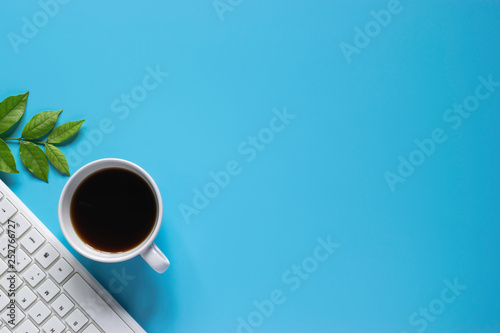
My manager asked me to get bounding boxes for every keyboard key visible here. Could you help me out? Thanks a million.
[15,247,32,272]
[51,294,74,317]
[28,301,51,324]
[11,213,31,237]
[35,243,59,268]
[43,316,66,333]
[64,274,133,333]
[17,318,39,333]
[37,278,60,302]
[0,199,17,224]
[0,327,10,333]
[17,285,37,309]
[22,264,46,287]
[1,305,25,328]
[21,228,45,254]
[0,233,17,257]
[49,258,74,284]
[83,324,101,333]
[0,259,7,276]
[0,273,23,291]
[65,309,88,332]
[0,289,8,311]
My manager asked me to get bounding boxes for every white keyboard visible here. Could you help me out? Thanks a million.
[0,180,146,333]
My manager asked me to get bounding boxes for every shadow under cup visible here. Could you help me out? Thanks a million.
[59,159,164,264]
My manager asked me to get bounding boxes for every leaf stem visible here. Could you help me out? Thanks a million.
[2,138,46,146]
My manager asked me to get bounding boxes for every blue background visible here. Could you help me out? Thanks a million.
[1,1,500,332]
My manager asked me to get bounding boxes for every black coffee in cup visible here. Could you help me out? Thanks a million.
[70,168,157,253]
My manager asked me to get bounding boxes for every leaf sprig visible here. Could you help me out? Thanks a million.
[0,92,85,182]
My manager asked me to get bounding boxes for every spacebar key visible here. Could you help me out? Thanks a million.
[64,274,134,333]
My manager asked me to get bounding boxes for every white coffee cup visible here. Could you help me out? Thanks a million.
[59,158,170,273]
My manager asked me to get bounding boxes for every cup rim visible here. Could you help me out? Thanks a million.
[58,158,163,263]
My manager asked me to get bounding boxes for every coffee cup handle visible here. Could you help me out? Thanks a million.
[141,243,170,273]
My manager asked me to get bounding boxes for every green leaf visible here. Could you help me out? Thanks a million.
[0,139,19,173]
[0,92,29,134]
[22,109,62,139]
[19,141,49,182]
[47,120,85,144]
[45,143,69,175]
